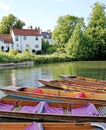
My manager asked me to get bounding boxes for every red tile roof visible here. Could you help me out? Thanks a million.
[0,34,12,43]
[12,29,41,36]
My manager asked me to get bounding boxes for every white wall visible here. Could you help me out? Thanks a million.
[0,40,13,51]
[12,33,42,53]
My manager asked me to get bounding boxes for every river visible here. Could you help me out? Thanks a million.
[0,61,106,88]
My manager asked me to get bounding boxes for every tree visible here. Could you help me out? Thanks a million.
[66,19,85,60]
[13,19,25,29]
[85,2,106,60]
[0,14,25,34]
[32,49,36,54]
[42,39,50,54]
[52,15,80,47]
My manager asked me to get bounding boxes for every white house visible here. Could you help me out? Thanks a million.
[0,34,13,52]
[0,28,42,53]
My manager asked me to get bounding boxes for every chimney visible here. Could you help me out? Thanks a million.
[28,25,33,29]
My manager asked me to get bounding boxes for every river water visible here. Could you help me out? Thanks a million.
[0,61,106,87]
[0,61,106,97]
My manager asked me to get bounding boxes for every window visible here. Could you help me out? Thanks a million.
[47,34,49,39]
[0,40,3,43]
[15,36,18,41]
[35,36,38,40]
[1,46,4,51]
[35,45,39,48]
[23,36,27,40]
[26,44,28,47]
[17,44,19,47]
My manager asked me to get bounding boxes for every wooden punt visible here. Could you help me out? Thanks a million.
[38,79,106,93]
[0,86,106,104]
[60,75,106,87]
[0,122,105,130]
[0,98,106,122]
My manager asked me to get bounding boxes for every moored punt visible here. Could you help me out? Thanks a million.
[60,75,106,87]
[0,122,106,130]
[0,86,106,104]
[38,79,106,93]
[0,98,106,122]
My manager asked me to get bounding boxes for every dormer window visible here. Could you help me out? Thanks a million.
[15,36,18,41]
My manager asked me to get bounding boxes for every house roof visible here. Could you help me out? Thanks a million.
[42,32,52,39]
[12,29,41,36]
[0,34,12,43]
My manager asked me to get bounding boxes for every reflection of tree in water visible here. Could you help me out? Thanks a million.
[0,69,13,87]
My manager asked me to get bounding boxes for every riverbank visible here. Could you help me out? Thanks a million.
[0,61,34,68]
[0,51,72,66]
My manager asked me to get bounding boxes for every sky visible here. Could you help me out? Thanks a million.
[0,0,105,31]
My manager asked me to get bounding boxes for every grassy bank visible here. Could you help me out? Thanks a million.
[0,51,72,65]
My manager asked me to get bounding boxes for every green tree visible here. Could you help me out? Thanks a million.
[0,14,25,34]
[85,2,106,60]
[42,39,50,54]
[66,19,85,60]
[52,15,80,47]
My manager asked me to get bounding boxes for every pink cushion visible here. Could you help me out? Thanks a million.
[44,102,64,114]
[0,103,14,111]
[20,102,44,113]
[71,102,99,116]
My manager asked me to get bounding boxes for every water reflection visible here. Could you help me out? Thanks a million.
[0,61,106,89]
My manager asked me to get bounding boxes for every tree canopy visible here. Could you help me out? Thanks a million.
[85,2,106,59]
[66,19,85,59]
[0,14,25,34]
[52,15,80,47]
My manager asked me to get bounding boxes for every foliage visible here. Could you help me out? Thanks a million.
[8,49,18,55]
[42,39,50,54]
[32,49,36,54]
[0,51,72,64]
[85,2,106,60]
[52,15,80,47]
[0,14,25,34]
[66,19,85,60]
[0,51,15,62]
[33,54,71,64]
[36,50,42,55]
[66,2,106,60]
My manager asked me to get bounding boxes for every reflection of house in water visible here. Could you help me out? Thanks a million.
[0,70,14,87]
[10,68,44,87]
[11,70,16,86]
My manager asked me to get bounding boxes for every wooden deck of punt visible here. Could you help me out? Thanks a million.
[59,75,106,85]
[60,75,106,88]
[38,79,106,93]
[0,86,106,104]
[0,122,104,130]
[0,98,106,122]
